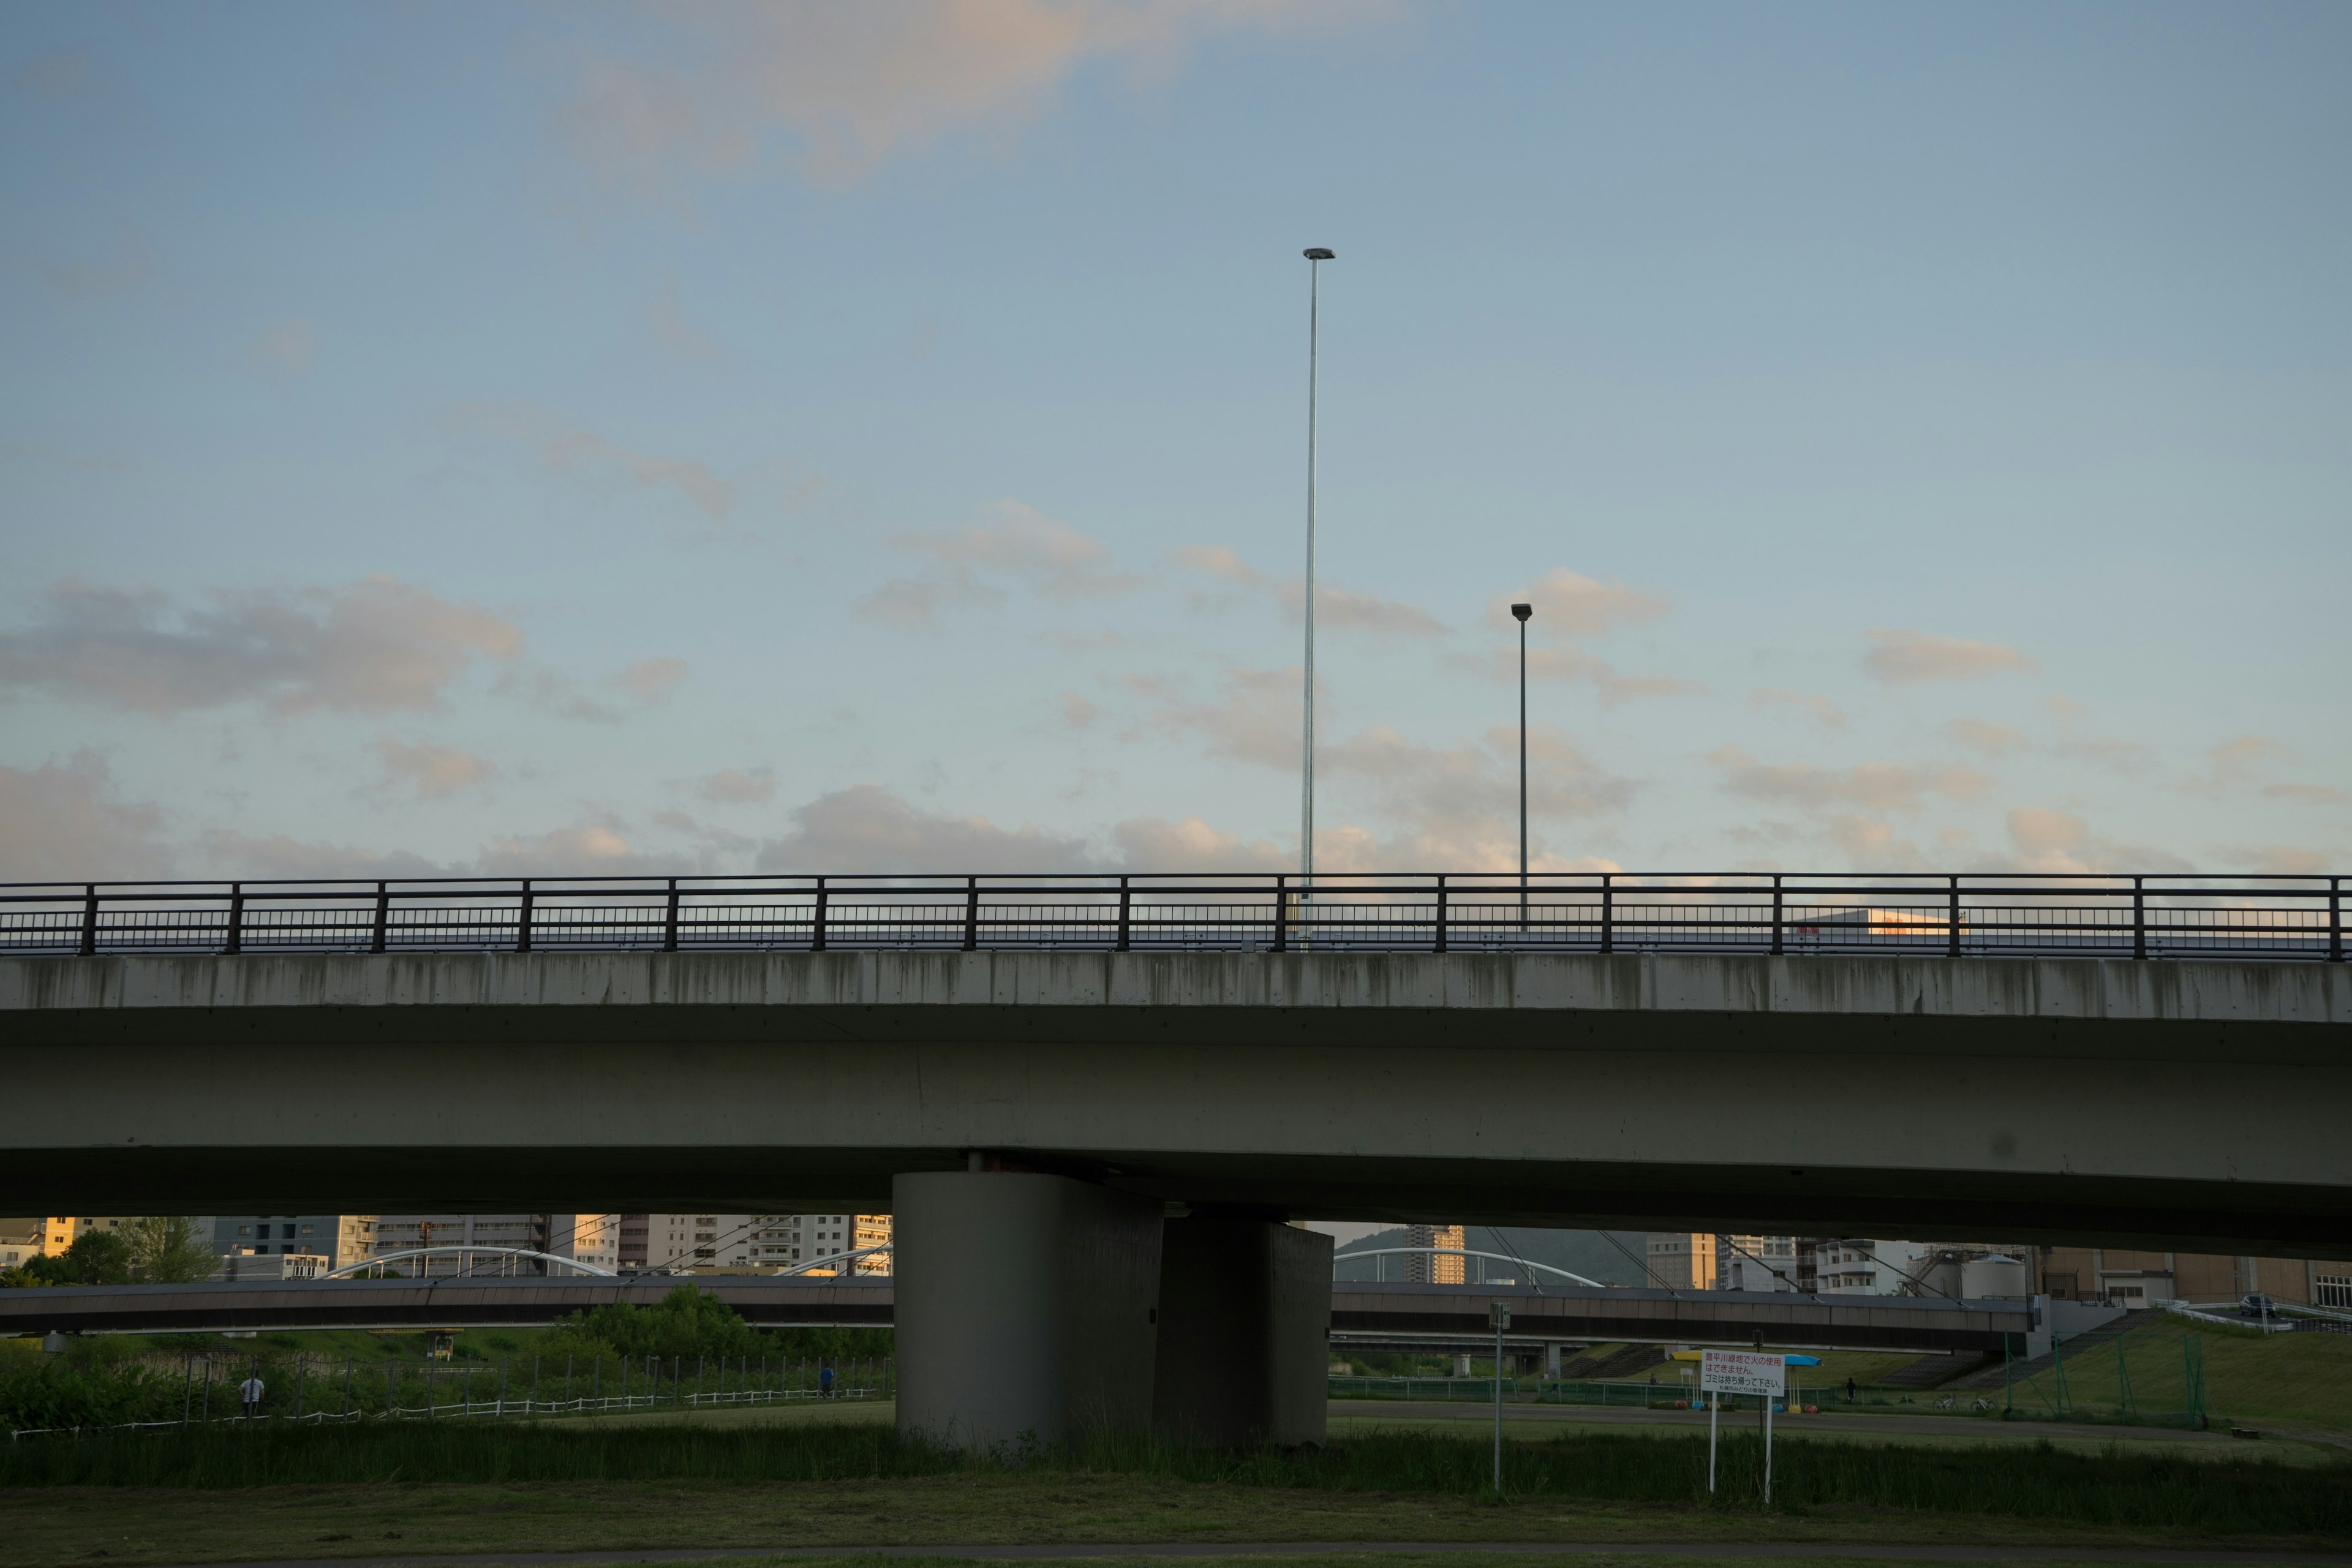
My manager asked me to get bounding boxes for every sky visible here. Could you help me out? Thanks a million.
[2,0,2347,886]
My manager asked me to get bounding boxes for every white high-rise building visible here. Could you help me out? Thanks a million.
[619,1213,892,1273]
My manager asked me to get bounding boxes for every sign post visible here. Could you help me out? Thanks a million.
[1698,1348,1785,1503]
[1489,1301,1511,1493]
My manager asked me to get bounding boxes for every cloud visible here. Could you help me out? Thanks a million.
[449,402,736,521]
[12,50,93,99]
[1750,688,1847,729]
[0,575,523,716]
[42,238,151,300]
[1061,691,1102,729]
[1131,665,1303,769]
[1279,581,1448,639]
[2218,844,2334,876]
[2004,807,2192,875]
[755,782,1093,872]
[247,319,316,377]
[2182,733,2287,796]
[1172,544,1262,586]
[2039,695,2154,774]
[1944,717,2024,756]
[1176,543,1444,640]
[695,767,777,804]
[1707,746,1991,813]
[375,739,495,799]
[475,816,671,876]
[497,656,688,722]
[616,657,688,699]
[1453,568,1695,704]
[1487,569,1670,639]
[650,278,723,361]
[0,752,169,880]
[558,0,1384,198]
[858,502,1138,627]
[1106,815,1291,873]
[1864,628,2037,685]
[197,832,447,880]
[2264,783,2352,807]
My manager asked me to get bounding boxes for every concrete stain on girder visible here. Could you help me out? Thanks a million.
[2,949,2346,1028]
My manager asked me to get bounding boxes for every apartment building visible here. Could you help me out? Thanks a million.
[34,1216,135,1255]
[213,1215,373,1270]
[371,1214,611,1276]
[1402,1223,1465,1284]
[0,1218,40,1270]
[617,1213,893,1273]
[1646,1232,1717,1289]
[2034,1246,2352,1309]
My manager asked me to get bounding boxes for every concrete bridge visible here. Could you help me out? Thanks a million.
[4,929,2345,1448]
[0,1275,2035,1357]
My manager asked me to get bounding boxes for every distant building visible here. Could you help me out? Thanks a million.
[371,1215,556,1276]
[1814,1238,1917,1295]
[1646,1232,1716,1289]
[0,1218,40,1270]
[617,1213,892,1273]
[548,1214,620,1272]
[219,1250,328,1281]
[1403,1223,1465,1284]
[212,1215,372,1271]
[1717,1235,1799,1291]
[37,1217,135,1256]
[2034,1245,2352,1310]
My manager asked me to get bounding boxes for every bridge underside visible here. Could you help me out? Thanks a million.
[10,1143,2339,1258]
[2,949,2347,1255]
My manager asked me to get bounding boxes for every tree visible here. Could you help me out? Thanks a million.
[45,1231,133,1285]
[124,1216,216,1283]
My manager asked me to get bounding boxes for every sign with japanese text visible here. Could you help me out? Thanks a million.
[1698,1348,1785,1396]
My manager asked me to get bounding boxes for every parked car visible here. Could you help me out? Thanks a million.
[2240,1293,2282,1317]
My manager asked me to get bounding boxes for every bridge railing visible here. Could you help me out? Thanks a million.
[0,872,2340,962]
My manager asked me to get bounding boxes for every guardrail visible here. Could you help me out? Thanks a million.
[1,872,2340,963]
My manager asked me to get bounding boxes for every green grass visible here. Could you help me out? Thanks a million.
[1,1415,2345,1537]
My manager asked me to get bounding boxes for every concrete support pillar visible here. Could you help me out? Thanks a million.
[892,1170,1162,1446]
[1544,1342,1562,1376]
[1152,1216,1332,1447]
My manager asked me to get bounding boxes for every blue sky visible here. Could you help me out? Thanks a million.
[2,0,2346,883]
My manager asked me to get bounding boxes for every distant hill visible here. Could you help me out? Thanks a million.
[1333,1225,1654,1287]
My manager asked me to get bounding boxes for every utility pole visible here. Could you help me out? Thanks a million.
[1301,247,1335,911]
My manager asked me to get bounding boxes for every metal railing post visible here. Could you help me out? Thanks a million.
[1273,874,1288,954]
[1599,875,1613,955]
[225,882,245,955]
[80,883,99,957]
[1434,875,1448,954]
[371,881,389,954]
[2132,876,2146,960]
[2331,877,2343,963]
[516,880,534,954]
[963,876,979,952]
[1769,875,1782,957]
[1116,876,1131,953]
[810,878,828,953]
[663,878,680,952]
[1948,875,1962,959]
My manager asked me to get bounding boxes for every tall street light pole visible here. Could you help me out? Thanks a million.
[1513,601,1532,929]
[1301,248,1335,907]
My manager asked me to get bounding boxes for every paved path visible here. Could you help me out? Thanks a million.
[138,1543,2352,1567]
[1330,1401,2233,1447]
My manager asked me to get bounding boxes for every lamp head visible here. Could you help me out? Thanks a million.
[1510,603,1532,622]
[1303,247,1336,260]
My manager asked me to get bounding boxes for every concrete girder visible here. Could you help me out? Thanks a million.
[2,951,2346,1253]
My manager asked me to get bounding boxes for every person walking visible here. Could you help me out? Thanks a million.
[818,1363,834,1400]
[1845,1376,1857,1403]
[239,1370,266,1419]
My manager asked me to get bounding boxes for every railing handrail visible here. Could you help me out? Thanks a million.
[1,870,2339,964]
